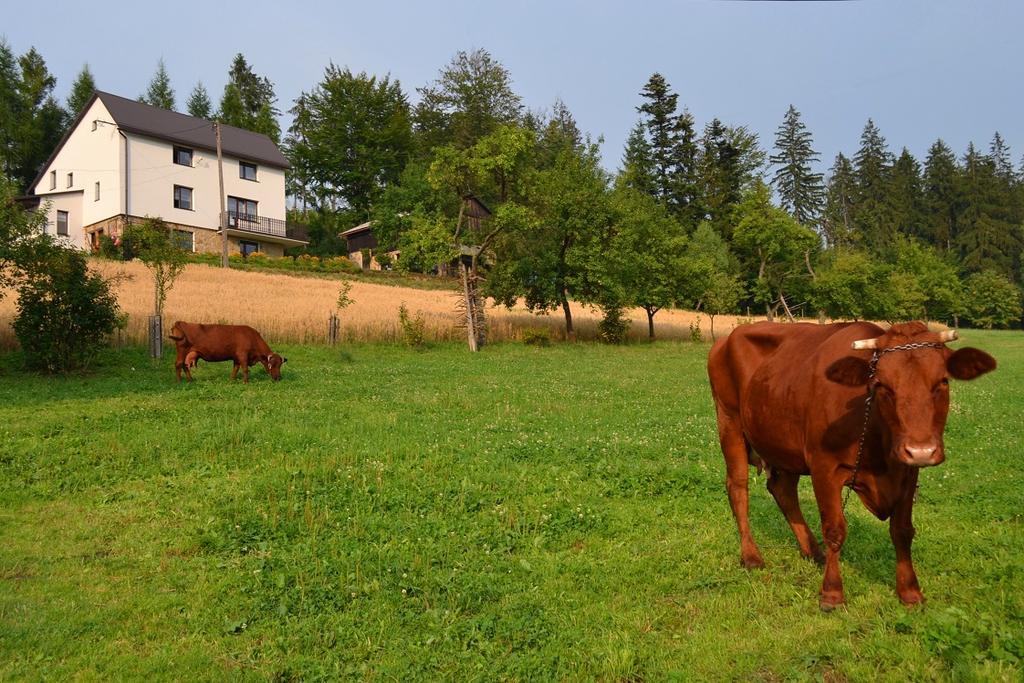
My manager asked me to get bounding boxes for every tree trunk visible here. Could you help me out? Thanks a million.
[647,307,655,341]
[561,294,574,339]
[709,314,716,341]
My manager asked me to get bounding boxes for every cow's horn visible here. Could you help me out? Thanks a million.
[851,338,880,350]
[938,329,958,343]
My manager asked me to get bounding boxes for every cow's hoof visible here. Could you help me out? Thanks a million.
[899,590,924,607]
[819,592,845,612]
[810,549,825,567]
[740,554,765,570]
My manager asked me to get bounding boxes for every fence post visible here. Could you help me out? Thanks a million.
[328,313,339,345]
[149,315,162,358]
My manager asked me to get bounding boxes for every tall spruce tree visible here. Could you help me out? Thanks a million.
[821,153,856,248]
[619,120,656,195]
[769,104,824,227]
[218,54,280,141]
[922,139,961,252]
[957,143,1021,280]
[852,118,894,251]
[141,58,175,110]
[10,47,66,191]
[889,148,925,242]
[66,64,96,116]
[0,40,21,181]
[989,132,1014,182]
[635,74,700,224]
[699,118,743,239]
[186,82,212,119]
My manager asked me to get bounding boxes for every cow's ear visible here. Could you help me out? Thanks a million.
[826,356,871,386]
[947,347,996,380]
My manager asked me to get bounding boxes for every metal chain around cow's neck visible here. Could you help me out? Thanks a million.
[842,341,948,511]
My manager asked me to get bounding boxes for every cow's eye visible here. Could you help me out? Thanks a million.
[935,378,950,391]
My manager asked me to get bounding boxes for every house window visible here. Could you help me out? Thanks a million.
[227,196,257,219]
[239,240,260,257]
[173,185,193,210]
[67,172,73,188]
[239,161,257,181]
[172,229,194,252]
[94,182,100,201]
[57,210,68,236]
[49,171,56,190]
[173,146,193,166]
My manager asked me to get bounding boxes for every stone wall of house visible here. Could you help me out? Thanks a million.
[83,214,285,257]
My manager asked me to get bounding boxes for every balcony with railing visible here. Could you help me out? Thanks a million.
[221,211,309,243]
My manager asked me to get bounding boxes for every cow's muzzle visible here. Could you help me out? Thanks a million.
[898,443,945,468]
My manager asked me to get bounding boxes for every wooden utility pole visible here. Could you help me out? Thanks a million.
[215,121,228,268]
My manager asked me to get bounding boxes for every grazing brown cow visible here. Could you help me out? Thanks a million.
[707,321,995,609]
[168,321,286,383]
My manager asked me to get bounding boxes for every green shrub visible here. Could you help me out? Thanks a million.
[13,245,122,373]
[689,318,703,343]
[324,255,360,274]
[521,328,551,347]
[359,248,371,270]
[963,270,1022,329]
[597,305,630,344]
[97,234,121,260]
[398,303,426,349]
[375,251,394,270]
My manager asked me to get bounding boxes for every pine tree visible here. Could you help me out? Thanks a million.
[10,47,67,192]
[699,118,743,239]
[852,118,894,251]
[989,132,1014,182]
[186,82,211,119]
[141,58,175,110]
[66,64,96,116]
[0,40,20,181]
[957,143,1021,280]
[769,105,824,227]
[821,153,856,248]
[217,54,280,141]
[636,73,699,224]
[889,148,925,242]
[922,139,961,252]
[618,121,656,195]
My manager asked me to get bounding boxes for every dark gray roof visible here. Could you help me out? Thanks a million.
[96,91,289,168]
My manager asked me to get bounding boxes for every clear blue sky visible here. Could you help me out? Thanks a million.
[7,0,1022,174]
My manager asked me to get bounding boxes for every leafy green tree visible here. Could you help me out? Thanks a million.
[601,187,689,339]
[769,105,824,227]
[636,73,699,223]
[285,66,413,216]
[811,249,880,320]
[534,99,584,170]
[218,54,280,141]
[186,82,211,119]
[822,153,856,248]
[141,58,175,110]
[66,64,96,116]
[962,269,1021,329]
[732,181,818,319]
[121,217,187,319]
[486,140,610,336]
[922,139,961,252]
[0,174,48,295]
[890,237,964,324]
[852,118,894,251]
[414,49,522,152]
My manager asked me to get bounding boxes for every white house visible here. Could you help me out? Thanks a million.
[24,91,307,257]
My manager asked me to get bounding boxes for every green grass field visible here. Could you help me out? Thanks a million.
[1,333,1022,680]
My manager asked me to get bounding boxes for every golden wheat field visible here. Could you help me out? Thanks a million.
[0,259,765,350]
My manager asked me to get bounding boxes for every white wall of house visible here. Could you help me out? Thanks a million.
[37,192,86,249]
[125,134,286,231]
[31,98,122,248]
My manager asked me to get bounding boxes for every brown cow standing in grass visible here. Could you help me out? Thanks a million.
[169,321,286,383]
[707,321,995,610]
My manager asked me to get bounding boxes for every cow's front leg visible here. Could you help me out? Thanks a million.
[231,362,239,380]
[891,469,923,605]
[240,353,250,384]
[811,470,847,611]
